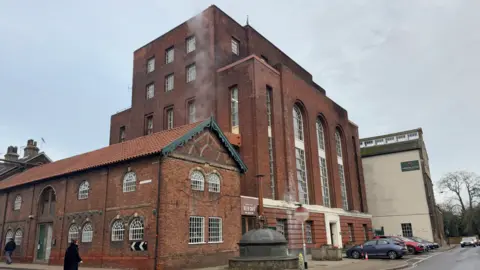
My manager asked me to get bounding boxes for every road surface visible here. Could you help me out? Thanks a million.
[407,246,479,270]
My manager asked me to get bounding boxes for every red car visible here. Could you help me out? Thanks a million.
[373,235,425,254]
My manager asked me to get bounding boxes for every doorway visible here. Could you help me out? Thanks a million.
[330,222,337,246]
[35,223,53,262]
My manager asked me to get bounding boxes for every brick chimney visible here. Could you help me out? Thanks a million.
[24,139,39,158]
[4,146,19,161]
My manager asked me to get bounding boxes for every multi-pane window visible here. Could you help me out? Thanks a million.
[14,229,22,246]
[268,137,275,198]
[145,115,153,135]
[293,106,304,141]
[305,221,313,244]
[296,148,309,204]
[82,223,93,243]
[348,223,354,242]
[186,36,196,53]
[166,108,174,130]
[78,181,89,200]
[119,126,126,142]
[316,119,330,207]
[208,217,222,243]
[207,174,220,193]
[190,170,205,191]
[316,119,326,151]
[188,101,196,124]
[189,216,204,244]
[5,230,13,243]
[147,57,155,73]
[123,171,137,193]
[335,131,343,157]
[363,224,368,240]
[129,218,144,241]
[14,195,21,210]
[68,224,79,243]
[276,219,288,240]
[231,87,239,133]
[165,47,174,64]
[111,220,125,242]
[401,223,413,237]
[165,73,174,92]
[231,38,239,55]
[266,88,273,127]
[146,83,155,99]
[336,130,348,210]
[186,64,196,82]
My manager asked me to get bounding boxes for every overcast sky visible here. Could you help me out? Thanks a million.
[1,0,478,199]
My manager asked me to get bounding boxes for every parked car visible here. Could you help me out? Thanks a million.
[373,235,425,254]
[409,236,439,250]
[460,237,477,247]
[346,238,405,260]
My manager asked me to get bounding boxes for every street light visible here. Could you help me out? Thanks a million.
[294,203,309,269]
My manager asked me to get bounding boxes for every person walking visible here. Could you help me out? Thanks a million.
[64,239,82,270]
[4,238,16,265]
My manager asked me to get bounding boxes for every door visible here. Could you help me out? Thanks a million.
[36,223,53,262]
[45,224,53,262]
[362,240,378,256]
[376,239,391,256]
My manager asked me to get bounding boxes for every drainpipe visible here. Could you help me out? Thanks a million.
[100,168,110,267]
[153,157,163,270]
[0,191,10,250]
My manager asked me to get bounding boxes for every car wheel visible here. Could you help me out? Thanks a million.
[387,251,398,260]
[407,246,415,254]
[352,251,361,259]
[461,245,465,248]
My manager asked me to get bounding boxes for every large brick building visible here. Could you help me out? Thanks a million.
[109,4,372,253]
[0,118,247,269]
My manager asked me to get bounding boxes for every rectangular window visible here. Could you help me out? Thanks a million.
[189,216,204,244]
[363,224,368,240]
[188,101,196,124]
[165,46,174,64]
[145,115,153,135]
[147,57,155,73]
[165,73,174,92]
[186,36,196,53]
[231,86,239,133]
[266,87,273,127]
[305,221,313,244]
[146,83,155,99]
[295,148,309,204]
[186,63,196,83]
[385,136,395,143]
[231,37,239,55]
[268,137,275,199]
[208,217,223,243]
[320,157,330,207]
[119,126,126,142]
[348,223,354,242]
[401,223,413,237]
[166,108,174,130]
[276,219,288,240]
[338,164,348,210]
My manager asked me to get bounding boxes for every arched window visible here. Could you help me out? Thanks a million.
[111,220,125,242]
[14,195,22,210]
[190,170,205,191]
[129,218,144,241]
[5,229,13,243]
[14,229,22,246]
[39,187,56,216]
[68,224,79,243]
[336,129,348,210]
[81,223,93,243]
[123,171,137,193]
[78,181,90,200]
[293,104,309,204]
[316,118,330,207]
[207,173,221,193]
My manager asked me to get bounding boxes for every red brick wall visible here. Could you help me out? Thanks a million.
[339,216,373,246]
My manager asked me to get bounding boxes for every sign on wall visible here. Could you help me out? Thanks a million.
[241,196,258,216]
[401,160,420,172]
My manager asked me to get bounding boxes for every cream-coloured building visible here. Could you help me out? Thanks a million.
[360,129,445,244]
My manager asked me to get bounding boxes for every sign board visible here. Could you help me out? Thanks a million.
[401,160,420,172]
[131,241,148,251]
[241,196,259,216]
[294,206,309,222]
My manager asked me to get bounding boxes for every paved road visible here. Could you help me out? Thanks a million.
[407,246,479,270]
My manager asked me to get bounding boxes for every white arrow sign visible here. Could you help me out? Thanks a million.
[131,242,136,251]
[140,241,145,251]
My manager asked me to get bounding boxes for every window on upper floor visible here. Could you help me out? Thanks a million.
[293,106,304,141]
[165,73,174,92]
[231,37,239,55]
[190,170,205,191]
[207,173,220,193]
[147,57,155,73]
[78,181,89,200]
[186,63,196,83]
[145,115,153,135]
[165,46,174,64]
[14,195,21,210]
[186,36,196,53]
[123,171,137,193]
[146,83,155,100]
[111,220,125,242]
[119,126,126,142]
[231,86,239,134]
[166,108,174,130]
[188,101,196,124]
[129,218,144,241]
[335,130,343,158]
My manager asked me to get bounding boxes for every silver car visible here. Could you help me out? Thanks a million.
[460,237,477,247]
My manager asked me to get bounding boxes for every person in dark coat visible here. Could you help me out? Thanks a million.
[4,238,16,265]
[64,239,82,270]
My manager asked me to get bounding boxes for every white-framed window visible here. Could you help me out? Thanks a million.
[129,218,144,241]
[208,217,222,243]
[186,36,196,53]
[68,224,79,243]
[231,86,239,132]
[407,132,419,140]
[14,229,22,246]
[336,130,348,210]
[207,173,220,193]
[316,118,330,207]
[305,221,313,244]
[165,47,174,64]
[167,108,174,130]
[165,73,174,92]
[186,64,196,83]
[401,223,413,237]
[189,216,204,244]
[146,115,153,135]
[190,170,205,191]
[385,136,395,143]
[188,101,196,124]
[78,181,89,200]
[123,171,137,193]
[268,137,275,198]
[296,148,309,204]
[146,83,155,99]
[147,57,155,73]
[111,220,125,242]
[293,106,304,141]
[266,88,273,127]
[82,223,93,243]
[335,131,342,157]
[316,119,326,151]
[5,229,13,244]
[231,38,239,55]
[14,195,21,210]
[276,219,287,239]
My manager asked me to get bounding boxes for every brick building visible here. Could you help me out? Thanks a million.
[0,118,247,270]
[109,4,372,253]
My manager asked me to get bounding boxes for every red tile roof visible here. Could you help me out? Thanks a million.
[0,121,203,191]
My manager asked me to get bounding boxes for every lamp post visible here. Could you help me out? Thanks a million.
[294,204,309,269]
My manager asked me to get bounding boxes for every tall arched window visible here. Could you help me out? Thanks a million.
[336,129,348,210]
[78,181,90,200]
[14,229,22,246]
[5,229,13,243]
[14,195,22,210]
[316,118,330,207]
[39,187,56,217]
[293,104,309,204]
[68,224,79,243]
[123,171,137,193]
[190,170,205,191]
[129,218,144,241]
[111,220,125,242]
[81,223,93,243]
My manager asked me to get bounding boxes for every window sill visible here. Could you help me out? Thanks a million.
[209,241,223,244]
[189,242,206,245]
